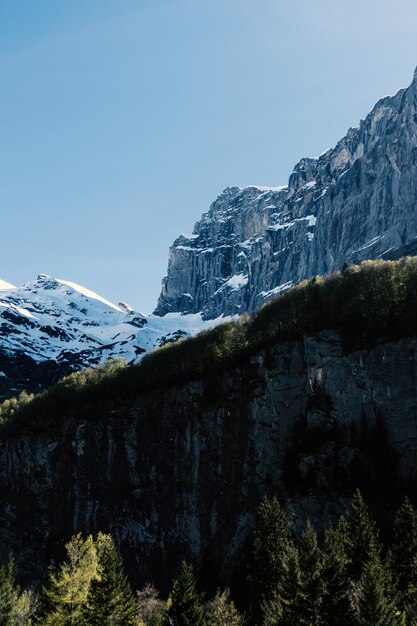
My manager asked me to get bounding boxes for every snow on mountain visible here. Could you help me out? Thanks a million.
[156,67,417,319]
[0,279,16,291]
[0,274,222,397]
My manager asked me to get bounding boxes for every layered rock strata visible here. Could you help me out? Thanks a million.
[156,68,417,318]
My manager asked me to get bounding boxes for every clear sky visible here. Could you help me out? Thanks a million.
[1,0,417,312]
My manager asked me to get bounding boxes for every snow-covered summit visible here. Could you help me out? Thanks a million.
[0,274,221,397]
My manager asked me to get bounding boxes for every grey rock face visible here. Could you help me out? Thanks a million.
[155,69,417,319]
[1,332,416,588]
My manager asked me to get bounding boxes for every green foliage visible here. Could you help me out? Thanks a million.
[0,557,15,626]
[0,359,127,427]
[165,561,205,626]
[263,543,302,626]
[5,257,417,429]
[41,534,99,625]
[204,588,243,626]
[249,494,409,626]
[345,489,381,582]
[351,552,402,626]
[0,557,38,626]
[83,533,137,625]
[136,584,166,626]
[10,589,38,626]
[0,391,35,425]
[391,498,417,622]
[249,496,292,620]
[297,521,325,626]
[3,491,417,626]
[321,518,354,626]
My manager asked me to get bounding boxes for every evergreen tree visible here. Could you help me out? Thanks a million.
[391,497,417,622]
[0,557,15,626]
[352,552,403,626]
[204,588,243,626]
[165,561,205,626]
[262,543,301,626]
[83,533,137,626]
[321,518,354,626]
[249,497,292,619]
[346,489,381,580]
[297,520,324,626]
[10,588,38,625]
[41,534,99,625]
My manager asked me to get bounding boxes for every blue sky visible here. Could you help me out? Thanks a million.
[1,0,417,312]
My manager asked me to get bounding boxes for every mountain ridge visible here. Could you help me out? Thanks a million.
[2,67,417,394]
[0,274,220,398]
[155,67,417,318]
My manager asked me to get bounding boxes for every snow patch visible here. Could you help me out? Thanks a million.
[259,281,293,299]
[224,274,248,291]
[56,279,123,312]
[268,214,317,232]
[351,235,384,255]
[303,180,316,190]
[181,233,199,240]
[243,185,288,192]
[0,301,37,319]
[0,279,16,290]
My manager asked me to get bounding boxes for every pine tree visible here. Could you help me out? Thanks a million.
[83,533,137,626]
[10,588,38,625]
[0,557,38,626]
[204,588,243,626]
[352,552,403,626]
[249,496,292,619]
[321,518,354,626]
[165,561,205,626]
[346,489,381,581]
[0,557,15,626]
[297,520,324,626]
[262,543,301,626]
[41,533,99,626]
[391,497,417,622]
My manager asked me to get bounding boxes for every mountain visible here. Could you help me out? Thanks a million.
[2,69,417,395]
[155,67,417,319]
[1,259,416,590]
[0,274,218,398]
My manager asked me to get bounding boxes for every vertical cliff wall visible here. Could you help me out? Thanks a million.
[0,332,416,589]
[156,68,417,318]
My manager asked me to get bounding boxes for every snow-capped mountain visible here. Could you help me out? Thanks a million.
[3,67,417,396]
[155,67,417,319]
[0,274,218,398]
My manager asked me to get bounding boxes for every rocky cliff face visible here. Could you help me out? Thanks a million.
[1,331,416,589]
[156,68,417,318]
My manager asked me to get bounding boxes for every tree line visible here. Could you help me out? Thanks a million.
[1,490,417,625]
[3,256,417,429]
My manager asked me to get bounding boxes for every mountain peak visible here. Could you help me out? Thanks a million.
[156,67,417,319]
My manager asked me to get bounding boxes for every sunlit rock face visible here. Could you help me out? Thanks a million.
[155,69,417,319]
